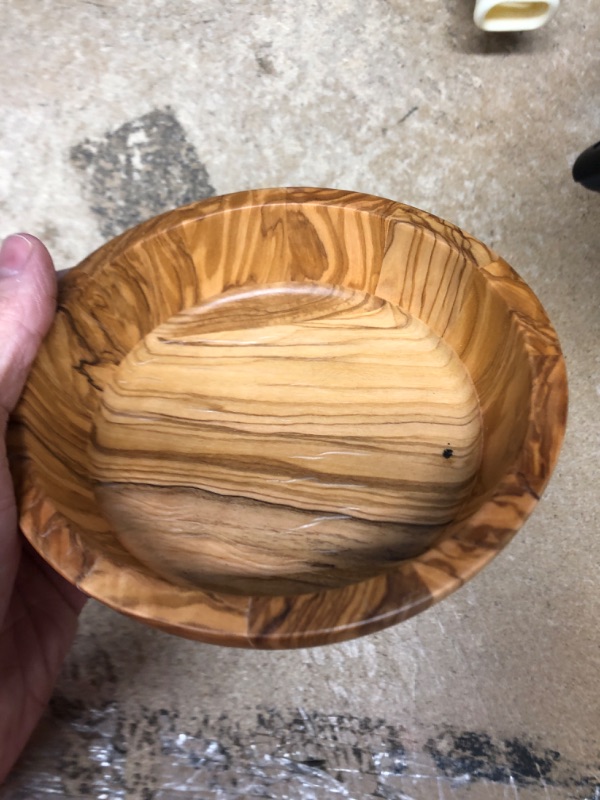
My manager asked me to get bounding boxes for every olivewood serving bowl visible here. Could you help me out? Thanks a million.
[11,188,567,648]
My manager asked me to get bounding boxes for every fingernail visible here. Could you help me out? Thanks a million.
[0,234,33,278]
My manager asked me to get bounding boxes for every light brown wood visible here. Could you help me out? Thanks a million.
[90,282,482,594]
[10,188,567,646]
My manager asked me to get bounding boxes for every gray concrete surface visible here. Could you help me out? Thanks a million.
[1,1,599,797]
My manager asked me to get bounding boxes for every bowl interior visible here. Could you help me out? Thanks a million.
[11,189,566,647]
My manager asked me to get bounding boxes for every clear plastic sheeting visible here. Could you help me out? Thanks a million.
[2,704,598,799]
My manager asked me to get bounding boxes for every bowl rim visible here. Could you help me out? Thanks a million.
[14,187,568,648]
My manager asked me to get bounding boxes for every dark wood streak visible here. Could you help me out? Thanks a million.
[11,188,567,647]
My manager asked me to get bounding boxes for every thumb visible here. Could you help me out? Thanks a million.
[0,234,57,419]
[0,235,56,620]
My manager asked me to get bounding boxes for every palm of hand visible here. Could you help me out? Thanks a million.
[0,235,86,783]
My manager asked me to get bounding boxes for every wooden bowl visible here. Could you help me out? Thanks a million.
[10,188,567,648]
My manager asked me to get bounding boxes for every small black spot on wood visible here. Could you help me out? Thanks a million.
[443,448,454,459]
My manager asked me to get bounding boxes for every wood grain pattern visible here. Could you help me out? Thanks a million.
[90,282,482,594]
[9,188,567,647]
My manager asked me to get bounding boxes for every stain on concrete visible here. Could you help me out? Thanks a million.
[256,53,276,75]
[504,736,562,783]
[398,105,419,124]
[37,221,60,250]
[425,727,564,787]
[425,729,509,783]
[255,42,276,76]
[70,109,215,239]
[5,706,600,799]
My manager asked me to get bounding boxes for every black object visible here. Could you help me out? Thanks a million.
[573,141,600,192]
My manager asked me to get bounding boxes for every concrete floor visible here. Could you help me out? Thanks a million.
[1,1,599,797]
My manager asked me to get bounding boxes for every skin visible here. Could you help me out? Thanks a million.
[0,234,86,783]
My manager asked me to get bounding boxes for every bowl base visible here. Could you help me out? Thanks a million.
[90,281,483,595]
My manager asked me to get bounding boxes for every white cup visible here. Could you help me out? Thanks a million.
[473,0,559,31]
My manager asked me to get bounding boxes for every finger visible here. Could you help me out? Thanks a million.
[0,235,56,621]
[0,234,57,417]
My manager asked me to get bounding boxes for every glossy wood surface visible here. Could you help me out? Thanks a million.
[91,282,482,595]
[10,188,567,647]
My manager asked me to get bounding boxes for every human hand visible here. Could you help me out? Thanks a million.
[0,235,87,783]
